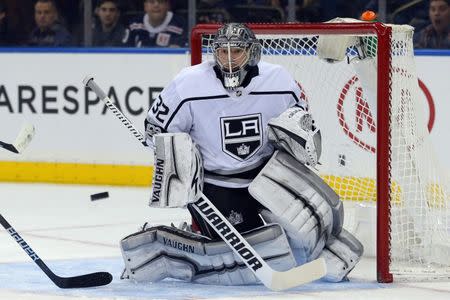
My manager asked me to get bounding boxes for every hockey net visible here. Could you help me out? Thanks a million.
[190,22,450,282]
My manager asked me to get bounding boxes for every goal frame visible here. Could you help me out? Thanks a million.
[190,22,393,283]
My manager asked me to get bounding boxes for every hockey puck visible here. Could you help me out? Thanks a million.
[90,192,109,201]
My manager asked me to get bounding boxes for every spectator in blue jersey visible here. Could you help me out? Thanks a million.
[124,0,187,47]
[27,0,72,47]
[93,0,127,47]
[415,0,450,49]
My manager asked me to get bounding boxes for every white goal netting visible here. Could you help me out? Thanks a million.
[194,23,450,281]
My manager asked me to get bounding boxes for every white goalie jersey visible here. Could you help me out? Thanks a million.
[146,60,306,187]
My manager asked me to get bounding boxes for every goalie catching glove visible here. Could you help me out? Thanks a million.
[268,107,321,167]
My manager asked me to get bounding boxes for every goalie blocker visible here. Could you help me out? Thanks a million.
[150,133,203,208]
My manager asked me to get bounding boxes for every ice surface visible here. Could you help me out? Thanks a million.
[0,183,449,300]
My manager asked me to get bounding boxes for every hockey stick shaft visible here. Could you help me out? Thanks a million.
[83,76,148,147]
[191,195,326,291]
[0,214,112,288]
[82,76,326,291]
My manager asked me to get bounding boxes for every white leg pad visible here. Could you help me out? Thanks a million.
[249,151,344,262]
[260,209,327,265]
[120,223,296,285]
[320,229,364,282]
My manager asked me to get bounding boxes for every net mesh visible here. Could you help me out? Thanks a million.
[196,24,449,279]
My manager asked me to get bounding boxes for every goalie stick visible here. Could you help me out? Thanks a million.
[82,76,147,147]
[190,196,326,290]
[83,75,327,291]
[0,214,113,288]
[0,124,35,154]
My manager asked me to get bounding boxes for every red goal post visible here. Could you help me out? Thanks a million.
[190,22,450,283]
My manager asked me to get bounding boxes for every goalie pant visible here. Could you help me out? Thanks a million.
[120,223,296,285]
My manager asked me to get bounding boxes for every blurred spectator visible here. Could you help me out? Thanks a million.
[0,0,34,45]
[364,0,428,25]
[319,0,368,21]
[197,0,232,23]
[54,0,82,32]
[247,0,282,6]
[124,0,187,47]
[295,0,322,22]
[28,0,72,46]
[230,0,286,22]
[93,0,127,46]
[0,0,7,45]
[171,0,236,11]
[171,0,232,24]
[415,0,449,48]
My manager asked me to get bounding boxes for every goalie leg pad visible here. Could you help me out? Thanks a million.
[151,133,204,208]
[320,229,364,282]
[120,223,296,285]
[249,151,344,261]
[259,209,327,265]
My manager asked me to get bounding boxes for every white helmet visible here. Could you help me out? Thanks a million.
[212,23,261,90]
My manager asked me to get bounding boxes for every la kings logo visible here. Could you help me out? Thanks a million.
[220,113,262,161]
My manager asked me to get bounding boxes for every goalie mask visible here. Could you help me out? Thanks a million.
[212,23,261,90]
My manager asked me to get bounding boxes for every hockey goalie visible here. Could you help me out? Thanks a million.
[119,23,364,286]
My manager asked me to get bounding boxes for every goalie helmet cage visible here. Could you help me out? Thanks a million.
[190,22,450,283]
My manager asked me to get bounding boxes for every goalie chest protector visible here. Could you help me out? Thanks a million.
[147,61,306,186]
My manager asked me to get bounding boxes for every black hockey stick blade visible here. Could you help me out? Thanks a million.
[45,269,113,289]
[0,140,19,153]
[0,214,113,288]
